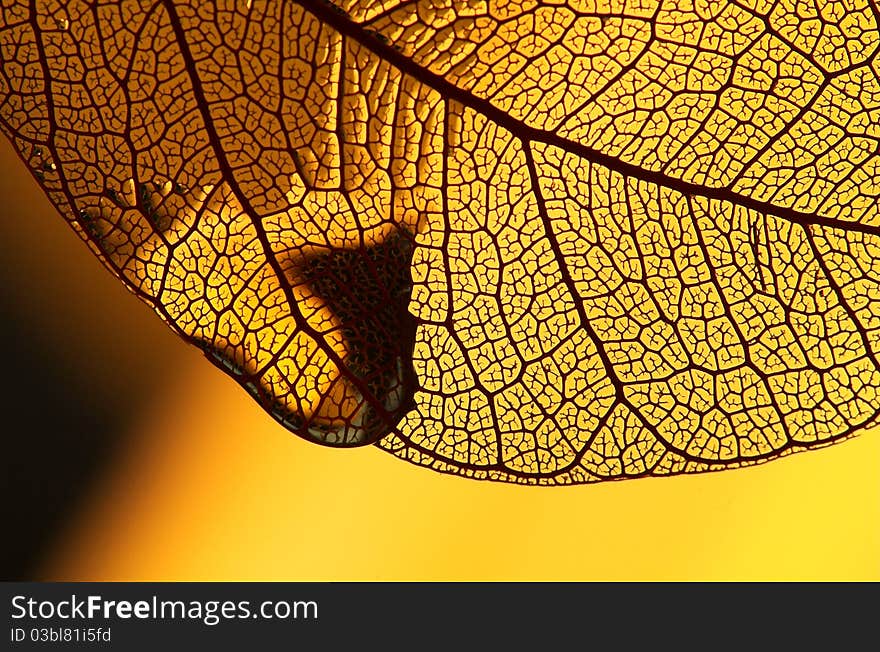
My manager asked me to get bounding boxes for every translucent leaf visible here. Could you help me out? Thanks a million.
[1,0,878,483]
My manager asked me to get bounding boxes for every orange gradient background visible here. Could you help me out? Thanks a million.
[2,138,878,581]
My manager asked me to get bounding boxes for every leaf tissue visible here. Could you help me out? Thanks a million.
[1,0,878,484]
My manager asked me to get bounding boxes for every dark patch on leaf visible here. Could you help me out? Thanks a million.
[295,229,418,445]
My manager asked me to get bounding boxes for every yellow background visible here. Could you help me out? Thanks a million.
[2,139,877,581]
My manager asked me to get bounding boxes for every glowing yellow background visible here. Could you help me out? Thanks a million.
[2,138,878,582]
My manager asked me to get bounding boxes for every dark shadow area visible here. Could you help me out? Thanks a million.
[0,311,128,579]
[0,139,180,579]
[288,230,418,446]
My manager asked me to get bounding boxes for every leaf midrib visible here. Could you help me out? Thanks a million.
[295,0,880,238]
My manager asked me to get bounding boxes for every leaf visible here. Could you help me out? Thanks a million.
[1,0,878,484]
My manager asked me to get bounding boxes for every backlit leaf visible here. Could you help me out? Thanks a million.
[1,0,878,484]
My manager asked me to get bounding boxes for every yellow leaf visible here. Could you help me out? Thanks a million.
[1,0,878,483]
